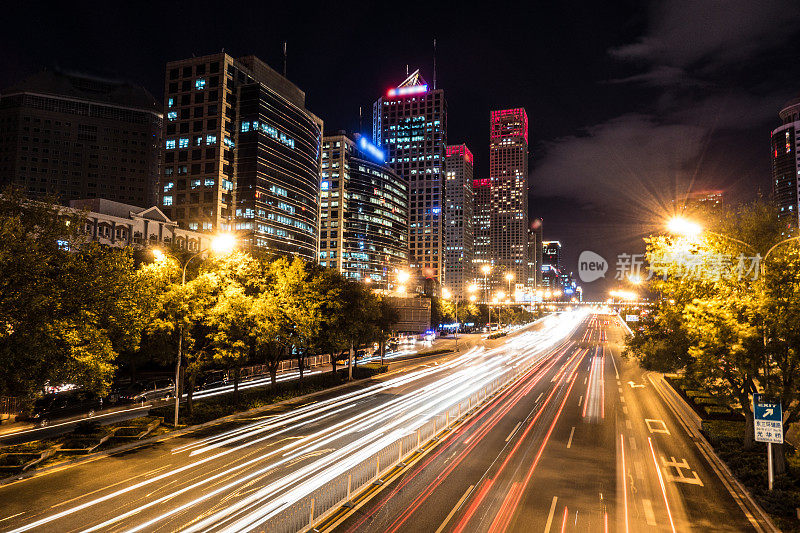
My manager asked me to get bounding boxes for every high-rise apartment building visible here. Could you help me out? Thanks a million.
[487,108,529,289]
[771,95,800,229]
[444,144,474,297]
[0,70,162,207]
[318,133,408,289]
[373,70,447,281]
[159,52,322,260]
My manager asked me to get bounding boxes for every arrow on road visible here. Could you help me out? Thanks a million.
[628,381,645,388]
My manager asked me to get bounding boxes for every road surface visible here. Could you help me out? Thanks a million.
[332,313,762,533]
[0,314,581,532]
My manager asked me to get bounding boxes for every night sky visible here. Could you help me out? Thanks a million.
[4,1,800,298]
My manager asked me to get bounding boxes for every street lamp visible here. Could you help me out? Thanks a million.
[480,264,492,304]
[441,288,460,351]
[505,272,514,298]
[666,217,702,238]
[155,233,237,428]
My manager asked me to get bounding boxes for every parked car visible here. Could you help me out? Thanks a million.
[196,370,230,391]
[21,390,104,427]
[118,379,175,404]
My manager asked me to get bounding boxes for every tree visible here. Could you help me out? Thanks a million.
[629,200,800,462]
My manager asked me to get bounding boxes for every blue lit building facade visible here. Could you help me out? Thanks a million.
[159,52,322,261]
[319,133,408,290]
[373,70,447,282]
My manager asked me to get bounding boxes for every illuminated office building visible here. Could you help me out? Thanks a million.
[487,108,529,289]
[444,144,474,297]
[319,133,408,290]
[771,95,800,230]
[160,52,322,260]
[373,69,447,281]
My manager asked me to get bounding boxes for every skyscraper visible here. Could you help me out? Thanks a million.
[488,108,529,289]
[373,70,447,281]
[0,70,162,207]
[771,95,800,229]
[444,144,474,297]
[159,52,322,260]
[318,133,408,289]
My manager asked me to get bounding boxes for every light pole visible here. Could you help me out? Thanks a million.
[153,233,236,428]
[505,272,514,300]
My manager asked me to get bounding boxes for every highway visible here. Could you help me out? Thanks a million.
[331,314,762,533]
[0,312,583,532]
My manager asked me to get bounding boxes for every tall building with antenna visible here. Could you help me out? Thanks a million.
[373,70,447,283]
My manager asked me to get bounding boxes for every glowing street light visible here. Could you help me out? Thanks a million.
[363,276,372,285]
[397,270,410,283]
[210,233,237,255]
[666,217,702,238]
[504,272,514,297]
[628,274,643,285]
[169,233,238,428]
[480,264,492,304]
[152,248,167,262]
[441,288,460,351]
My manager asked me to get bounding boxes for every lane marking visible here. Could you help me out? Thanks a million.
[621,434,629,533]
[648,437,677,533]
[506,422,522,442]
[626,420,632,429]
[536,393,543,403]
[620,396,626,404]
[567,426,575,449]
[645,419,670,435]
[543,496,558,533]
[622,406,628,414]
[0,513,24,524]
[578,395,583,407]
[434,484,474,533]
[642,498,657,525]
[661,456,704,486]
[611,356,620,379]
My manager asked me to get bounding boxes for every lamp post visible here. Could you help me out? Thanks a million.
[505,272,514,300]
[441,288,458,351]
[153,233,236,428]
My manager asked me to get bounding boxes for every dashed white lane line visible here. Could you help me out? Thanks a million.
[543,496,558,533]
[642,498,657,525]
[506,421,522,442]
[578,395,583,407]
[567,426,576,449]
[435,484,474,533]
[626,420,632,429]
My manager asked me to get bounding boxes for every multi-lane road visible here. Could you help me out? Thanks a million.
[0,312,769,532]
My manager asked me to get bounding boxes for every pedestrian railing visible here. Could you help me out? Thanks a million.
[260,348,546,533]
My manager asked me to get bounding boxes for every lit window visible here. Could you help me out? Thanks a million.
[195,78,206,90]
[206,135,217,145]
[191,179,201,189]
[168,98,174,108]
[241,122,250,133]
[188,222,199,230]
[167,111,177,121]
[202,222,212,230]
[163,182,174,191]
[178,138,189,149]
[166,139,176,150]
[204,178,215,187]
[163,195,173,206]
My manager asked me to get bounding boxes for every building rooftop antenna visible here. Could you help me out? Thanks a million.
[433,38,437,90]
[282,42,287,77]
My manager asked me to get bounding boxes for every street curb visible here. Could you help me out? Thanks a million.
[648,373,780,533]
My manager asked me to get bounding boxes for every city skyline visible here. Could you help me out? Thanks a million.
[2,2,799,298]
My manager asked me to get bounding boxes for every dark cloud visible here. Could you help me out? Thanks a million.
[609,0,800,70]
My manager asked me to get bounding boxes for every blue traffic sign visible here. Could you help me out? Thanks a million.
[753,393,783,444]
[753,393,782,422]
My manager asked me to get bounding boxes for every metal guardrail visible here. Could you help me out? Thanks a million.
[260,346,548,533]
